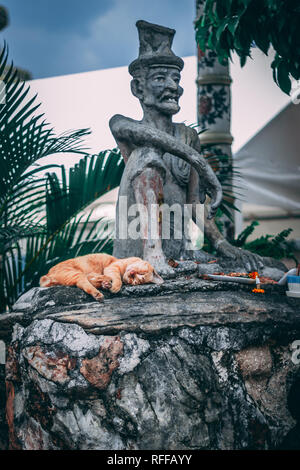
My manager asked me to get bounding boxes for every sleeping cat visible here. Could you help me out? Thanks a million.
[40,253,164,301]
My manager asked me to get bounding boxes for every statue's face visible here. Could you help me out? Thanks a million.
[142,66,183,115]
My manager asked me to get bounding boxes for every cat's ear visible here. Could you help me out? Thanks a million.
[152,269,164,285]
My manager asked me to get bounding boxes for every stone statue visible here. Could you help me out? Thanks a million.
[110,20,264,275]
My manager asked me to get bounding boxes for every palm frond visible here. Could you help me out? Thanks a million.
[45,148,124,234]
[0,43,91,251]
[1,147,124,311]
[0,43,90,197]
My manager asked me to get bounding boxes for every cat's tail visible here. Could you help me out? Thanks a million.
[40,275,55,287]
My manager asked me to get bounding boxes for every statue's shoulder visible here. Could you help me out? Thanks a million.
[173,122,199,147]
[109,115,141,141]
[109,114,138,129]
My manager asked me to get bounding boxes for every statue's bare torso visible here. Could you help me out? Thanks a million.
[113,120,197,260]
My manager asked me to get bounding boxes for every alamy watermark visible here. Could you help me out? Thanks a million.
[0,79,6,105]
[291,340,300,365]
[116,196,204,250]
[291,79,300,105]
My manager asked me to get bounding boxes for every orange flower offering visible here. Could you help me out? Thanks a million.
[248,272,265,293]
[252,288,265,294]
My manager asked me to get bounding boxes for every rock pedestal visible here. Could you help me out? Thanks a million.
[1,273,300,450]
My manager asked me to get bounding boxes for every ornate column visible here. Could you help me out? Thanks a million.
[195,0,235,240]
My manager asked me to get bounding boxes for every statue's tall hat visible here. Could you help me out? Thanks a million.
[129,20,184,76]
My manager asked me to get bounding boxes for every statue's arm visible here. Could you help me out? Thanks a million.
[188,129,264,271]
[187,129,224,245]
[109,114,222,218]
[110,114,211,167]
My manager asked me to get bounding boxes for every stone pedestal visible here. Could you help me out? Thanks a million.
[1,274,300,450]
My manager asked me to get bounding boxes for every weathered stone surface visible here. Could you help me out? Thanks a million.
[261,266,286,281]
[2,276,300,450]
[197,263,222,275]
[80,337,124,389]
[0,276,295,342]
[235,346,273,379]
[22,345,76,385]
[5,345,21,382]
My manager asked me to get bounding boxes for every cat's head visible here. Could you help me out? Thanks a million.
[123,260,164,286]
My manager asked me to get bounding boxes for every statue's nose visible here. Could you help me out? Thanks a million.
[165,77,177,90]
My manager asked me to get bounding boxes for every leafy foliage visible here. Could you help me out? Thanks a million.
[203,148,242,221]
[241,226,296,260]
[191,124,242,219]
[232,220,259,247]
[1,149,124,311]
[233,221,296,261]
[195,0,300,94]
[0,43,125,312]
[45,149,124,234]
[0,43,90,255]
[203,219,296,262]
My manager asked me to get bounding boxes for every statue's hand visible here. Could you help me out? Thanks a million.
[216,239,265,272]
[197,162,222,219]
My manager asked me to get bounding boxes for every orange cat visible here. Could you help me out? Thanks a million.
[40,253,163,301]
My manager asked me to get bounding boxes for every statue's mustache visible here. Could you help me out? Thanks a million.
[159,92,180,102]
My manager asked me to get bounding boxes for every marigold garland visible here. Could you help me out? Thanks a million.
[249,272,265,293]
[252,288,265,294]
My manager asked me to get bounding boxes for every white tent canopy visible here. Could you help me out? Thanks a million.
[234,102,300,213]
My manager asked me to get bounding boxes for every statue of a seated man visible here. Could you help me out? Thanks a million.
[110,20,264,275]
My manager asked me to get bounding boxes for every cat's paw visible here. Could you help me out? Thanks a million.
[92,291,104,302]
[110,281,122,294]
[88,273,112,290]
[101,277,113,290]
[98,275,113,290]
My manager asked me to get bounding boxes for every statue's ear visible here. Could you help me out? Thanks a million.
[151,269,164,285]
[131,79,143,100]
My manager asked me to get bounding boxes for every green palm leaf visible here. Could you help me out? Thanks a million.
[0,43,91,244]
[0,43,96,311]
[45,148,124,233]
[1,149,124,311]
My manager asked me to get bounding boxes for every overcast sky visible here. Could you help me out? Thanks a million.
[1,0,196,79]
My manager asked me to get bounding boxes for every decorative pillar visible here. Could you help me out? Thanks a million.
[195,0,235,240]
